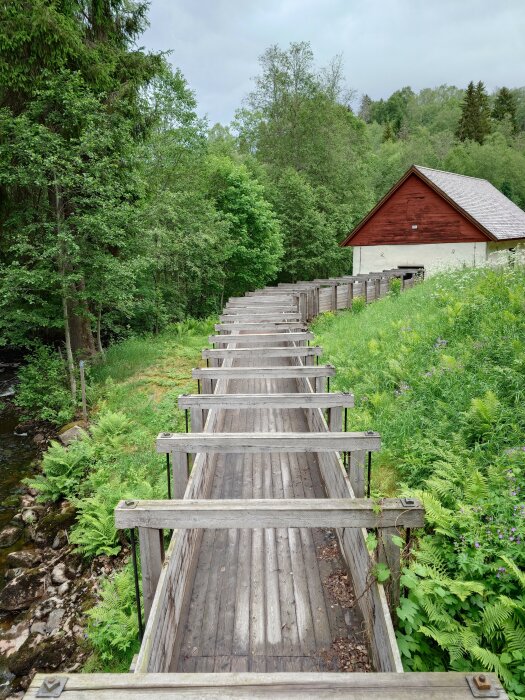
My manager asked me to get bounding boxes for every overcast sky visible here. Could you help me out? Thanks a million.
[139,0,525,125]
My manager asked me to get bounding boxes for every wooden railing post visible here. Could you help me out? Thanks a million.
[349,450,365,497]
[378,526,402,618]
[190,407,204,432]
[138,527,164,622]
[348,280,354,309]
[328,405,343,431]
[315,376,326,393]
[170,451,188,498]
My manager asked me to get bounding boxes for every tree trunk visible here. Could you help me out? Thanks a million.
[55,180,77,401]
[62,292,77,401]
[96,303,104,355]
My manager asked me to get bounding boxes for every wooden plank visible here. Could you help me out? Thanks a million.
[178,393,354,410]
[202,346,323,360]
[220,313,302,321]
[115,498,425,530]
[209,332,313,346]
[138,528,164,622]
[156,431,380,454]
[216,322,305,332]
[192,366,335,380]
[26,672,509,699]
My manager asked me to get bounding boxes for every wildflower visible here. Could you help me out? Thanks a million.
[474,542,480,548]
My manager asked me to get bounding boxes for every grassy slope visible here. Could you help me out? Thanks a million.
[312,268,525,698]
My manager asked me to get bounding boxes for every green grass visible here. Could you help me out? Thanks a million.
[312,267,525,698]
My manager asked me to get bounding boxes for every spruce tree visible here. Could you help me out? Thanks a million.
[492,87,517,132]
[475,81,492,143]
[456,81,491,144]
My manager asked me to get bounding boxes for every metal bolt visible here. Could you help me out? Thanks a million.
[124,500,135,507]
[366,430,375,435]
[473,674,491,691]
[160,432,171,438]
[43,680,60,691]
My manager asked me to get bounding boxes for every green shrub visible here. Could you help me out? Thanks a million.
[15,344,75,424]
[389,277,402,297]
[352,296,366,313]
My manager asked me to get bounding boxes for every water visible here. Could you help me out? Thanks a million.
[0,360,39,569]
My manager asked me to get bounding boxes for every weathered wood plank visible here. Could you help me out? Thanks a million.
[26,672,509,699]
[208,332,313,346]
[178,393,354,410]
[220,313,302,321]
[216,322,305,332]
[202,346,323,360]
[115,498,425,530]
[192,366,335,381]
[156,431,380,454]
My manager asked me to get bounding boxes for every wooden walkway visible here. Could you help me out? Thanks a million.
[25,268,507,699]
[175,357,366,673]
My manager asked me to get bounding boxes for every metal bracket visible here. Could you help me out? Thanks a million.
[466,674,500,698]
[400,498,416,508]
[36,677,68,698]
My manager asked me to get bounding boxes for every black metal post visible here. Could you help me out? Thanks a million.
[185,408,189,433]
[366,452,372,498]
[344,407,348,432]
[197,378,201,394]
[206,357,209,367]
[327,376,330,393]
[130,528,144,641]
[166,454,172,499]
[316,355,319,365]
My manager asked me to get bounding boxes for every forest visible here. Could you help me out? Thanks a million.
[2,1,525,415]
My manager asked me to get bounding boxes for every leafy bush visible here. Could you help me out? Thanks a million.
[15,344,75,424]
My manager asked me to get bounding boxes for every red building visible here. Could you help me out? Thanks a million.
[341,165,525,275]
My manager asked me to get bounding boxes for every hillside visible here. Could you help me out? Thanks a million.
[312,267,525,698]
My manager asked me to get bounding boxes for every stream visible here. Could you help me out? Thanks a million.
[0,356,39,697]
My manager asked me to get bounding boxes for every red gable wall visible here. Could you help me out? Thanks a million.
[349,174,488,246]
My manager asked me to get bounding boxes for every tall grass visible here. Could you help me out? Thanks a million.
[313,267,525,698]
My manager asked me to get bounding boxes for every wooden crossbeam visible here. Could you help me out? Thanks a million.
[178,392,354,410]
[225,304,298,311]
[219,313,302,321]
[156,431,380,453]
[115,497,424,530]
[192,365,335,379]
[208,332,313,345]
[202,346,322,360]
[215,321,305,331]
[27,671,505,699]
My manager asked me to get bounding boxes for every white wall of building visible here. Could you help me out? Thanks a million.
[352,242,487,276]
